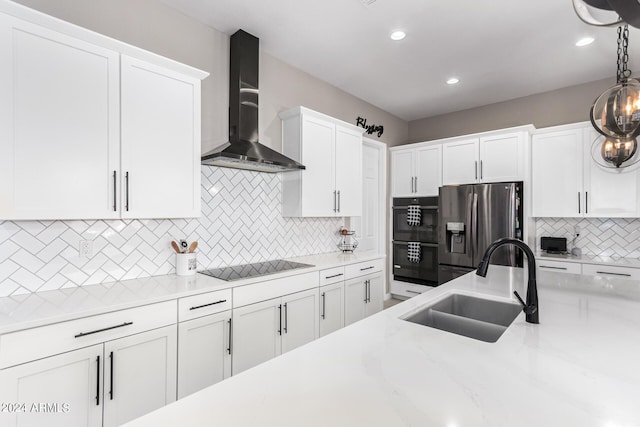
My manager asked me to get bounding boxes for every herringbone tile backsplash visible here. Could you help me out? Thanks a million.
[0,167,342,296]
[536,218,640,258]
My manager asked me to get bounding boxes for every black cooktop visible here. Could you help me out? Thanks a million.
[199,260,314,281]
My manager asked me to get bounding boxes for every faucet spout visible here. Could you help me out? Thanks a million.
[475,238,539,324]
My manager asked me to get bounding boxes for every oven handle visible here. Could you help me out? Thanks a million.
[392,205,438,210]
[392,241,438,248]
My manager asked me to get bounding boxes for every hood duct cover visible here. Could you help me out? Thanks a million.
[201,30,305,173]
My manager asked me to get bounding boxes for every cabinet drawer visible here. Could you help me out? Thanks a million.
[178,289,232,322]
[390,281,432,299]
[582,264,640,280]
[345,259,384,279]
[233,272,319,308]
[536,260,581,274]
[319,267,345,286]
[0,300,176,369]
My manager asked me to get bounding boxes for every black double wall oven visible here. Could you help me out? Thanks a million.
[392,197,438,287]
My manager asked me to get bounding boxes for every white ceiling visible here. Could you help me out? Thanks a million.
[158,0,640,122]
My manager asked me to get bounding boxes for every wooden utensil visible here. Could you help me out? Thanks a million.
[188,241,198,253]
[171,241,181,254]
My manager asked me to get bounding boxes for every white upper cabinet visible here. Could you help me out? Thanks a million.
[442,131,527,185]
[442,138,479,185]
[0,7,207,220]
[532,123,640,218]
[281,106,363,217]
[582,127,640,217]
[532,127,583,217]
[391,144,441,197]
[120,56,201,219]
[0,15,120,220]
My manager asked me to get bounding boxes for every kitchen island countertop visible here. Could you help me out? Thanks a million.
[125,266,640,427]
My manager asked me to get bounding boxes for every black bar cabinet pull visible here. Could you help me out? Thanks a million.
[475,161,478,180]
[360,266,374,271]
[364,280,368,303]
[333,191,336,212]
[578,192,581,214]
[586,191,588,214]
[539,265,567,270]
[109,351,114,400]
[96,355,100,406]
[278,304,282,335]
[337,190,341,213]
[325,273,343,279]
[321,292,326,319]
[125,172,130,211]
[112,171,117,212]
[227,318,232,355]
[284,303,288,333]
[596,271,631,277]
[406,290,421,295]
[74,321,133,338]
[189,299,227,310]
[366,280,371,303]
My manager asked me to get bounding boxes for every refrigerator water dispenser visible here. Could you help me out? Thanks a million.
[446,222,466,254]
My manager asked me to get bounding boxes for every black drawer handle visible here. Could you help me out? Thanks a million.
[596,271,632,277]
[75,322,133,338]
[360,266,375,271]
[325,273,343,279]
[406,290,421,294]
[539,265,567,270]
[189,299,227,310]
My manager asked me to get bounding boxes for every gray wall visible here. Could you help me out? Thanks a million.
[407,78,614,144]
[14,0,408,151]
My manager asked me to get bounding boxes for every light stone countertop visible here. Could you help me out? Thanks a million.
[536,252,640,268]
[125,265,640,427]
[0,251,385,335]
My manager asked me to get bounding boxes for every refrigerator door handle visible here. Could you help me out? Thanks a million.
[472,192,478,262]
[466,192,474,261]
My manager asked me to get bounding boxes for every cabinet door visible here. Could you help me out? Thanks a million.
[281,288,319,353]
[532,129,583,217]
[391,149,414,197]
[177,311,231,399]
[414,145,442,196]
[120,55,201,219]
[365,273,384,317]
[583,128,640,217]
[0,344,103,427]
[232,298,282,375]
[300,115,336,216]
[344,277,367,326]
[335,126,363,216]
[479,132,524,183]
[0,16,120,220]
[103,325,177,427]
[319,281,345,337]
[442,138,480,185]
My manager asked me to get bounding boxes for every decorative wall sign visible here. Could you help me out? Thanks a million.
[356,116,384,137]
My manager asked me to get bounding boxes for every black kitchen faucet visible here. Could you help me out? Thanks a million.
[476,238,539,324]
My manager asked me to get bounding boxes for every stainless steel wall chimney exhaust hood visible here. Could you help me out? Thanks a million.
[201,30,305,173]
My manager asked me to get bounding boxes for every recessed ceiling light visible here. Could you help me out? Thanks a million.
[576,37,594,47]
[390,31,406,41]
[446,78,459,85]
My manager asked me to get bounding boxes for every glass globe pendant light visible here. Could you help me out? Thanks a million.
[590,25,640,168]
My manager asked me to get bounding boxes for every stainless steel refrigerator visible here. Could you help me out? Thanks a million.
[438,182,523,284]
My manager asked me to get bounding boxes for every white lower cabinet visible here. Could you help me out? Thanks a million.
[344,272,383,326]
[177,311,232,399]
[319,281,345,337]
[536,260,582,275]
[103,326,177,427]
[0,344,103,427]
[0,326,176,427]
[232,288,319,375]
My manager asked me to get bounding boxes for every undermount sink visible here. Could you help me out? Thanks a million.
[403,293,522,343]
